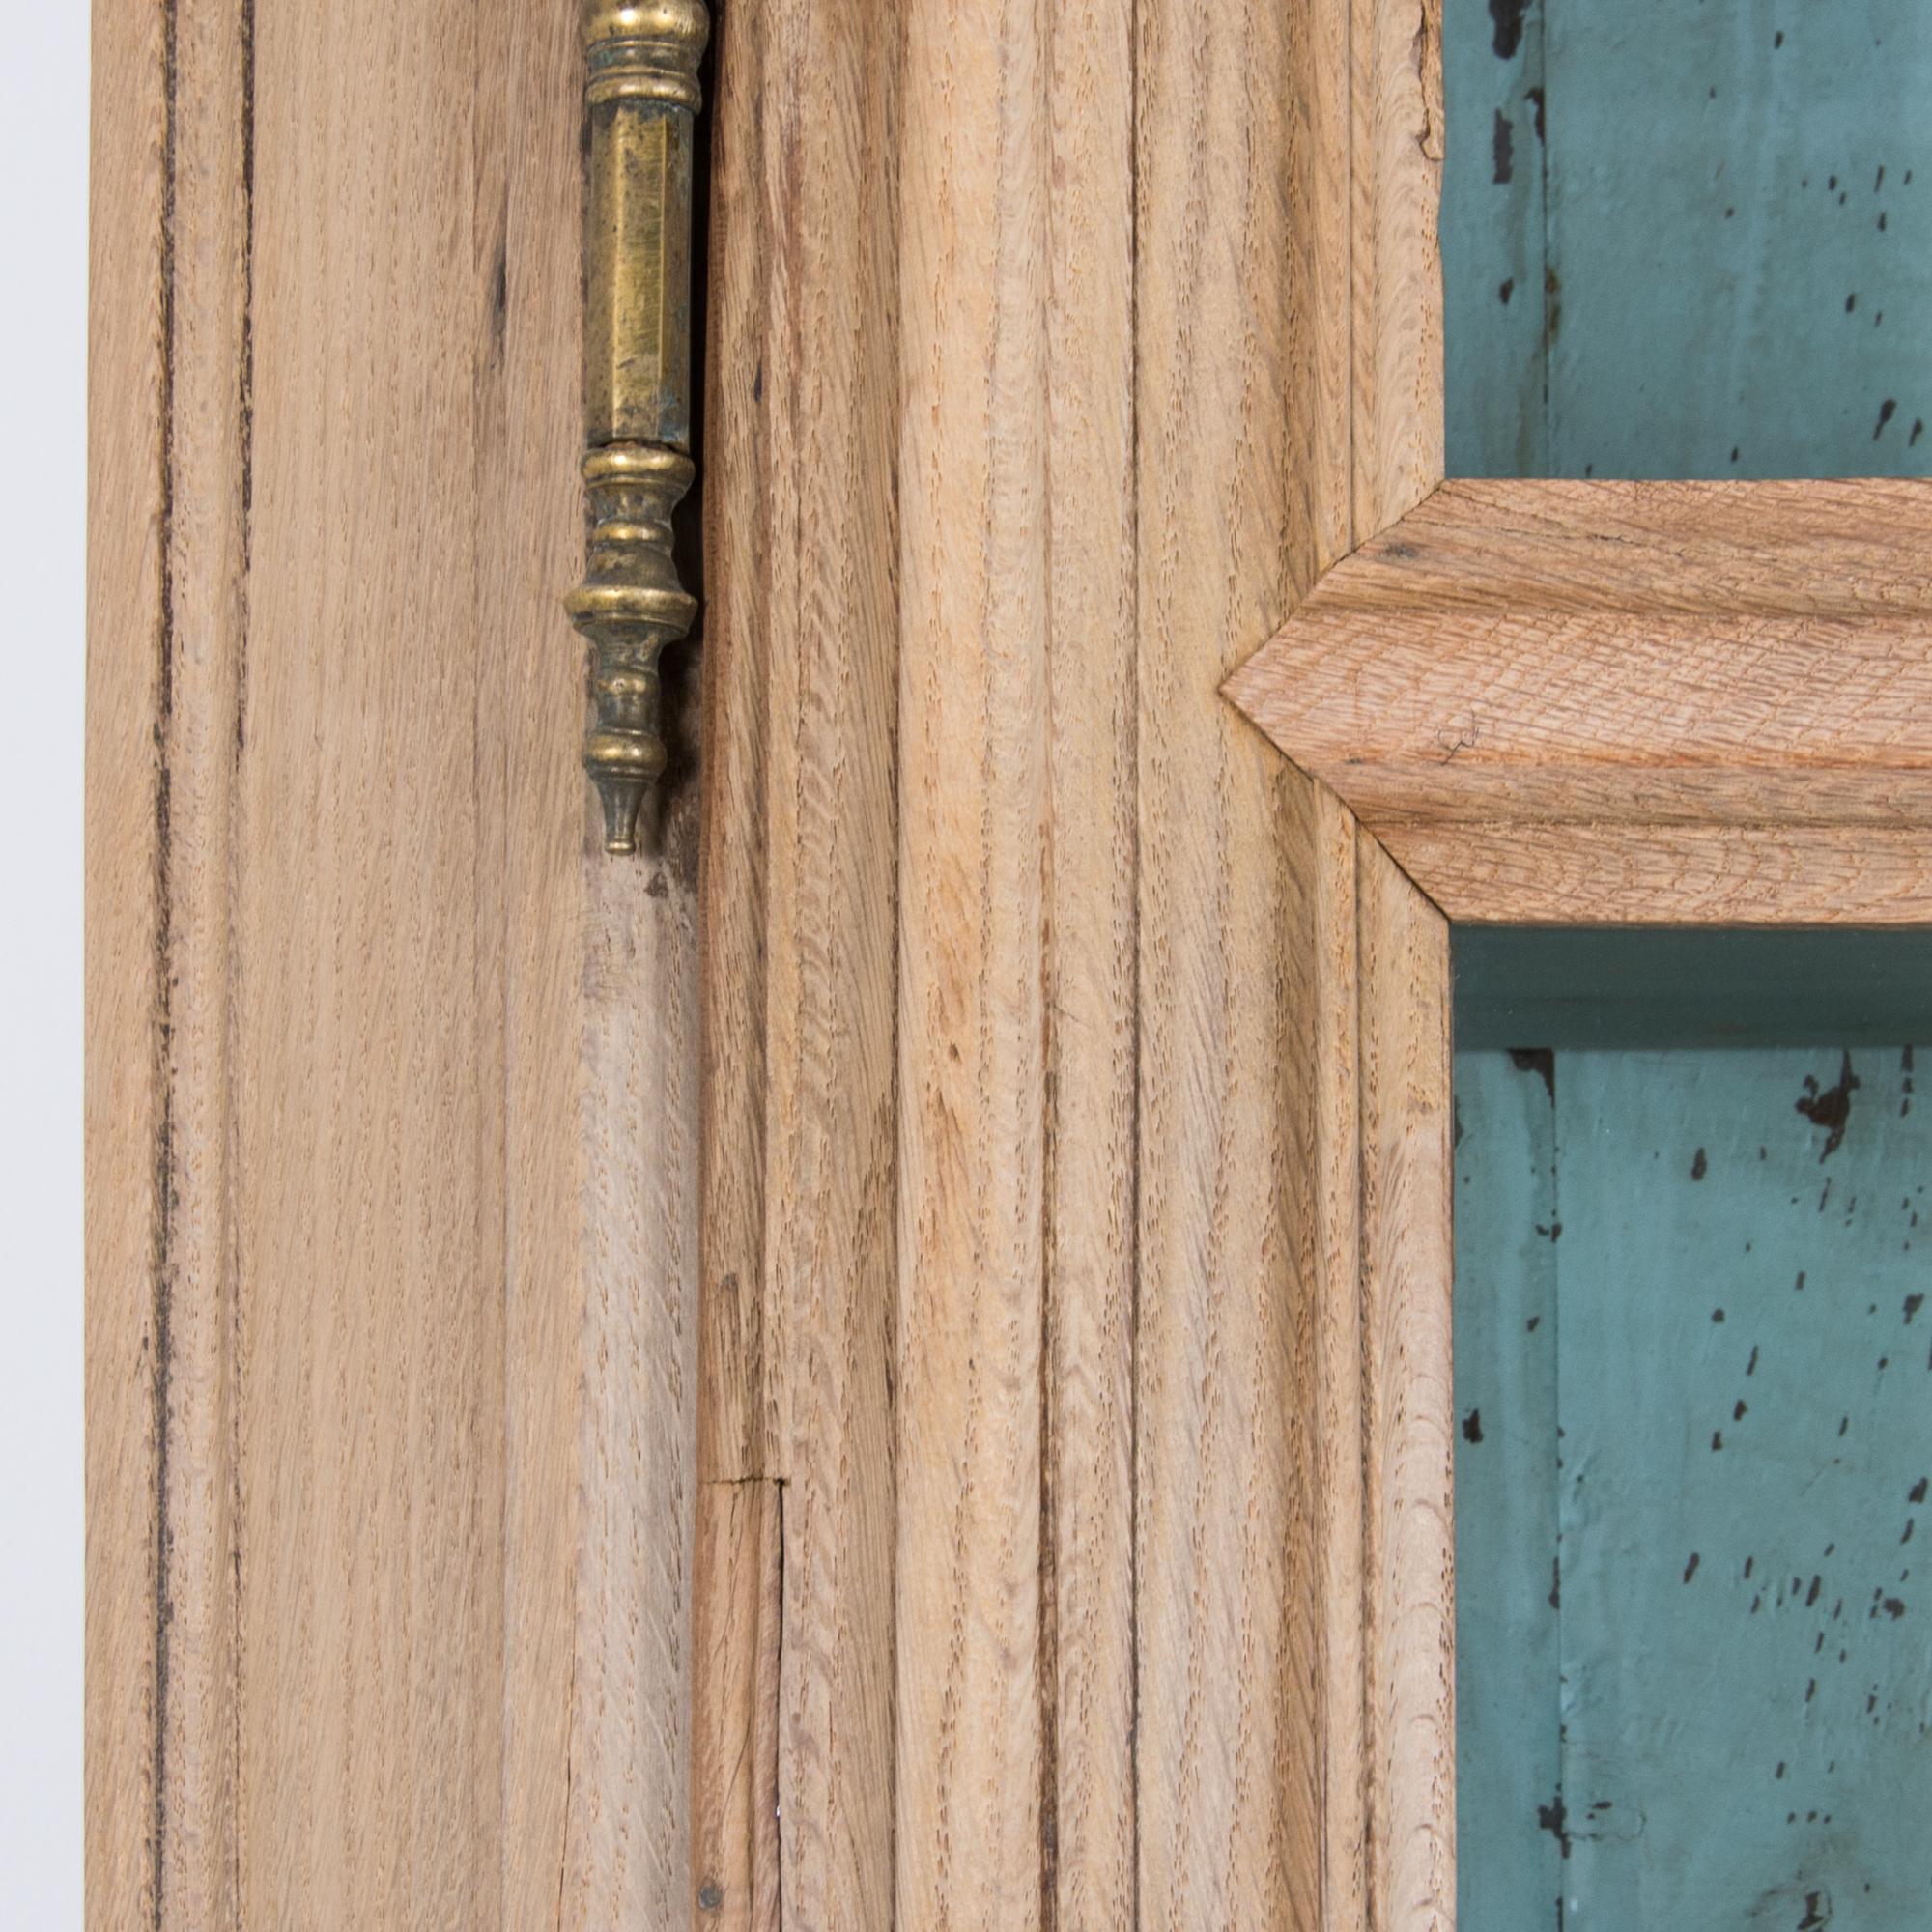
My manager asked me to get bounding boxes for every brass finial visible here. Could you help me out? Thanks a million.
[569,0,709,854]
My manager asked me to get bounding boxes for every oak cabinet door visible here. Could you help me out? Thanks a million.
[90,1,698,1923]
[92,2,1932,1929]
[83,0,1453,1922]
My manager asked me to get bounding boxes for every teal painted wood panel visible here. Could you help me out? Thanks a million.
[1443,0,1932,477]
[1456,1044,1932,1929]
[1445,7,1932,1917]
[1444,8,1932,1922]
[1453,1054,1563,1931]
[1441,0,1550,473]
[1556,1049,1932,1928]
[1455,931,1932,1053]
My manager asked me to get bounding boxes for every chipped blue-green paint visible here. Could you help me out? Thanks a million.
[1440,0,1549,472]
[1453,1054,1563,1929]
[1554,1048,1932,1929]
[1444,0,1932,477]
[1447,8,1932,1922]
[1456,1026,1932,1928]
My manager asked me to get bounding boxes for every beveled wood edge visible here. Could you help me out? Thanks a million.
[1244,475,1932,1932]
[1224,476,1932,927]
[1356,832,1457,1932]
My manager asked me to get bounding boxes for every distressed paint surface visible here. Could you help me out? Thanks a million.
[1448,9,1932,1921]
[1444,0,1932,477]
[1456,1039,1932,1929]
[1453,1054,1563,1929]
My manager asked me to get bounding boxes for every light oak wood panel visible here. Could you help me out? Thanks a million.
[757,0,903,1911]
[87,0,229,1920]
[495,4,706,1921]
[1227,475,1932,923]
[1357,836,1456,1932]
[894,0,1052,1917]
[1310,792,1367,1932]
[482,1,589,1923]
[693,6,782,1918]
[238,1,509,1918]
[562,845,703,1928]
[1352,0,1446,537]
[90,0,701,1923]
[1229,478,1932,829]
[696,0,775,1492]
[689,0,1454,1915]
[1136,0,1322,1908]
[692,1481,782,1932]
[160,0,252,1921]
[95,0,1480,1919]
[1134,0,1442,1920]
[1042,0,1139,1916]
[695,0,1145,1917]
[695,0,903,1920]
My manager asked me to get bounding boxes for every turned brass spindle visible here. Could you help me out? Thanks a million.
[566,0,709,855]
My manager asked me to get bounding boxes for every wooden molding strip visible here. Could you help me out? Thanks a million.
[694,0,1452,1920]
[1356,834,1456,1932]
[1226,477,1932,923]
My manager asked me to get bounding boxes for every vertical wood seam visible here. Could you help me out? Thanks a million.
[234,0,255,754]
[772,1477,785,1932]
[1346,0,1357,562]
[1124,11,1143,1930]
[150,0,257,1915]
[1353,815,1445,1932]
[1353,851,1376,1932]
[151,0,180,1895]
[1037,2,1061,1921]
[1037,1023,1058,1932]
[1042,0,1138,1913]
[227,7,257,1923]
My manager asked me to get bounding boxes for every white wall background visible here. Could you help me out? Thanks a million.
[1,0,87,1922]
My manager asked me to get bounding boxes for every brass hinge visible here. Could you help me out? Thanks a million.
[565,0,709,855]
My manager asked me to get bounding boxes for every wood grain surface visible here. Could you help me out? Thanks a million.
[692,1478,782,1931]
[1135,0,1337,1907]
[87,0,1499,1920]
[1135,0,1441,1924]
[86,0,183,1918]
[691,1,782,1917]
[687,0,1450,1922]
[1221,475,1932,920]
[1357,837,1456,1932]
[89,0,699,1923]
[1233,479,1932,816]
[694,0,1146,1918]
[755,0,902,1904]
[1383,822,1932,927]
[1042,0,1140,1916]
[694,0,902,1920]
[1227,477,1932,923]
[893,0,1056,1918]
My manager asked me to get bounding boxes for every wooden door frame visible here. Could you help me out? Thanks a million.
[88,0,704,1923]
[687,0,1461,1921]
[1218,465,1932,1932]
[1217,213,1932,1932]
[93,0,1927,1923]
[696,0,1932,1923]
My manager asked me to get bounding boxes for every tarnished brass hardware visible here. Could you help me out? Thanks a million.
[568,0,709,854]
